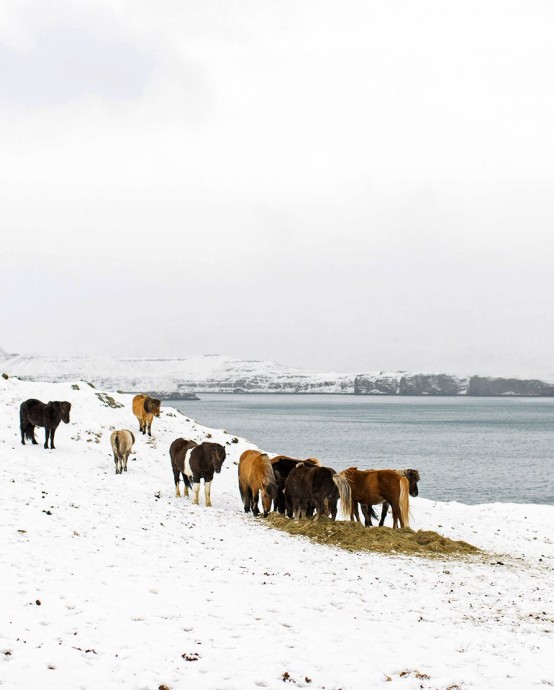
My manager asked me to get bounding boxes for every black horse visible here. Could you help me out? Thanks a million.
[20,399,71,449]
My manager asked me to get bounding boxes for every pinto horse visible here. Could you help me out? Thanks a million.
[132,394,161,436]
[340,467,410,529]
[239,450,278,517]
[285,462,352,521]
[170,439,226,506]
[20,399,71,449]
[270,455,320,514]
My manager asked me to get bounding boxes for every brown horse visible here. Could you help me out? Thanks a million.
[362,469,420,526]
[110,429,135,474]
[270,455,321,513]
[132,394,161,436]
[340,467,410,529]
[239,450,278,517]
[285,462,352,521]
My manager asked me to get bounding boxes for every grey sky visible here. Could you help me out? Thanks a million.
[1,0,553,377]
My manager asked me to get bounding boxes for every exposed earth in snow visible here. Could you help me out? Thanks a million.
[2,350,554,396]
[1,377,553,689]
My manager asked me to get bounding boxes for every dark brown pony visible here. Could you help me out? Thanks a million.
[363,469,420,526]
[340,467,410,528]
[170,438,226,506]
[132,394,161,436]
[20,399,71,449]
[285,462,352,521]
[270,455,321,513]
[239,450,278,517]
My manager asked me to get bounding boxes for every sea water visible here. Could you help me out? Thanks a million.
[168,394,554,505]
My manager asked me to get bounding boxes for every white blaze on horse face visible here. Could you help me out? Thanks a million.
[192,483,200,505]
[204,481,212,507]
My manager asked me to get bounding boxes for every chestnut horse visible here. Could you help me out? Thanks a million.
[340,467,410,529]
[361,469,420,526]
[285,462,352,521]
[20,399,71,449]
[270,455,320,514]
[132,394,161,436]
[239,450,278,517]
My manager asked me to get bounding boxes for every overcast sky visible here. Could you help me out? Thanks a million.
[1,0,553,377]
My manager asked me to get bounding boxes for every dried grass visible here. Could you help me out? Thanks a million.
[266,513,481,559]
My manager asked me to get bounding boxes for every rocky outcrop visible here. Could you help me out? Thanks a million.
[467,376,554,397]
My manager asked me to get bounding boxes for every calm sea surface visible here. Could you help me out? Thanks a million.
[168,395,554,505]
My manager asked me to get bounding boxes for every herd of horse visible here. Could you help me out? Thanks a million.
[18,393,420,529]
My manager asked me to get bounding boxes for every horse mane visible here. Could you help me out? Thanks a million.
[304,457,321,466]
[400,468,420,482]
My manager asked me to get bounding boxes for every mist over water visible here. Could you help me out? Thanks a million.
[169,395,554,505]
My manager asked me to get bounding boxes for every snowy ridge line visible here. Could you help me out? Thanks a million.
[2,351,554,395]
[1,376,553,690]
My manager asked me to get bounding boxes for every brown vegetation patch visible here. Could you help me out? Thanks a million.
[266,513,481,558]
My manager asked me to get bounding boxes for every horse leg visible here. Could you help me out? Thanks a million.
[183,473,190,497]
[123,453,128,472]
[391,502,402,529]
[173,467,181,496]
[192,481,201,505]
[140,417,146,434]
[204,481,212,507]
[44,427,50,449]
[360,504,373,527]
[50,427,56,449]
[147,416,152,437]
[243,486,252,513]
[379,502,389,527]
[252,490,260,516]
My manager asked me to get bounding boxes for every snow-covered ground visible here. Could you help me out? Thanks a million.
[1,377,553,690]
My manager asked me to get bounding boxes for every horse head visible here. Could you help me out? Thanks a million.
[144,397,161,416]
[61,401,71,424]
[403,469,420,497]
[207,443,226,473]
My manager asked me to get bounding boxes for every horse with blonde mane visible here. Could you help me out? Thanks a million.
[239,450,278,517]
[132,394,161,437]
[340,467,410,529]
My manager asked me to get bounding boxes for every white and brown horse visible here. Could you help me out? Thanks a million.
[170,439,226,506]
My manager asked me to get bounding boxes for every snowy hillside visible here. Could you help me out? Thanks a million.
[1,377,553,689]
[3,350,554,396]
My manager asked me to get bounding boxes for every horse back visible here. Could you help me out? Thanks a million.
[170,438,197,471]
[132,394,147,418]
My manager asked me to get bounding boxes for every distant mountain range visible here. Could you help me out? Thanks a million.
[1,349,554,396]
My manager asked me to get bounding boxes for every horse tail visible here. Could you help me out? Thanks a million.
[23,422,35,442]
[399,476,410,528]
[114,433,120,456]
[332,473,352,519]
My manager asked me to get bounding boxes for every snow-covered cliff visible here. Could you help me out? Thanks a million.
[2,349,554,396]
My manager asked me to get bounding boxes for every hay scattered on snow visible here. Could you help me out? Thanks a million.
[266,513,481,559]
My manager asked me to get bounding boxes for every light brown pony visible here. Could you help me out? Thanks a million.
[110,429,135,474]
[239,450,278,517]
[132,394,161,437]
[340,467,410,528]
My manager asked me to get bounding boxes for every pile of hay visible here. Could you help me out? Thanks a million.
[266,513,481,558]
